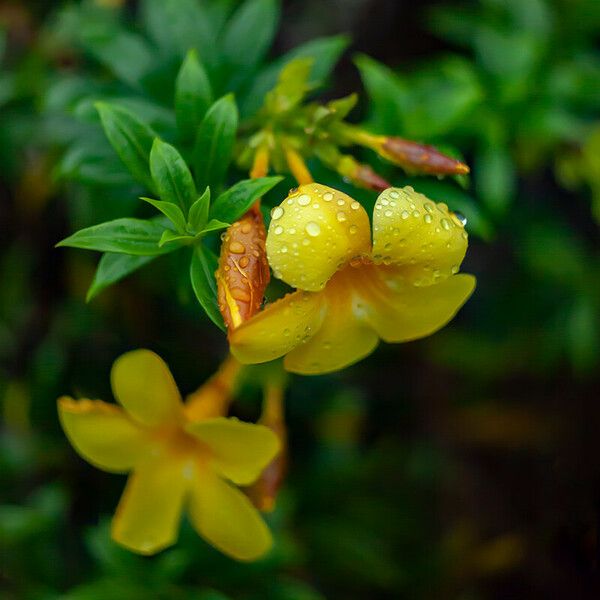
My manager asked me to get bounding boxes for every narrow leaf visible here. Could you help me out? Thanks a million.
[210,176,282,223]
[87,253,156,301]
[175,50,213,140]
[241,35,349,116]
[57,218,174,256]
[141,197,187,233]
[150,138,197,211]
[193,95,238,192]
[187,187,211,233]
[82,28,153,89]
[96,102,157,191]
[190,246,225,331]
[200,219,230,234]
[222,0,279,74]
[159,230,194,247]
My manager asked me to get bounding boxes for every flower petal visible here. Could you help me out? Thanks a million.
[111,455,190,555]
[186,417,280,485]
[372,187,469,286]
[111,350,182,427]
[229,290,325,365]
[361,266,476,342]
[188,468,273,561]
[58,397,150,473]
[266,184,371,291]
[284,269,379,374]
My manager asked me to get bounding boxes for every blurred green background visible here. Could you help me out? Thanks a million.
[1,0,600,598]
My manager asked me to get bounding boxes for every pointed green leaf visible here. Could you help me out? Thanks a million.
[210,176,282,223]
[141,0,217,65]
[190,246,225,331]
[354,54,410,133]
[222,0,280,75]
[187,187,211,232]
[200,219,230,235]
[96,102,157,191]
[241,35,349,116]
[87,253,156,301]
[141,197,187,233]
[175,50,213,140]
[193,95,238,192]
[57,218,174,256]
[81,28,153,90]
[158,230,194,247]
[150,138,197,212]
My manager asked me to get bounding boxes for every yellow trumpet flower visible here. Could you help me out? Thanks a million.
[58,350,279,559]
[229,184,476,374]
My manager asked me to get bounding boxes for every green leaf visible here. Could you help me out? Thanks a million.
[175,49,213,140]
[354,54,410,133]
[141,0,217,65]
[242,35,349,116]
[141,197,187,233]
[222,0,280,76]
[475,143,516,217]
[159,230,194,247]
[187,188,211,232]
[190,246,225,331]
[200,219,230,234]
[96,102,157,192]
[210,176,282,223]
[193,95,238,192]
[150,138,197,211]
[86,253,156,301]
[263,58,314,115]
[57,218,174,256]
[566,296,599,374]
[81,27,153,90]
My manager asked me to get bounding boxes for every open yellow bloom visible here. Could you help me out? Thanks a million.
[58,350,279,560]
[229,184,476,374]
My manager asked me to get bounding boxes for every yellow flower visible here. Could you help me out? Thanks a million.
[229,184,476,374]
[58,350,279,560]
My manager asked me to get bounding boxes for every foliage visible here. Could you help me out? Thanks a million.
[1,0,599,598]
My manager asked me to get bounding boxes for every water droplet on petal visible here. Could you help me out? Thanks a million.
[323,192,334,201]
[401,210,410,220]
[349,224,358,234]
[389,191,399,199]
[336,211,347,222]
[271,206,284,220]
[305,221,321,237]
[452,211,467,227]
[351,201,360,210]
[384,210,393,217]
[297,194,311,206]
[441,218,452,231]
[424,214,433,224]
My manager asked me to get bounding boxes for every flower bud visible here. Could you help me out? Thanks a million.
[337,155,391,191]
[379,137,470,176]
[217,207,270,331]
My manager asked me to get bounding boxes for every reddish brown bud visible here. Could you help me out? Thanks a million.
[337,155,391,192]
[380,137,470,176]
[354,164,392,191]
[217,206,270,331]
